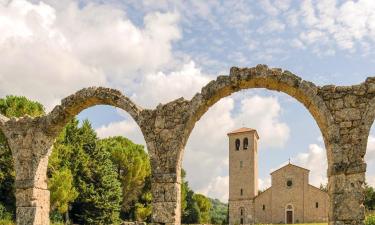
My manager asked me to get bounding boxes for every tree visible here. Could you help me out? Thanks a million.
[49,119,122,224]
[48,167,78,222]
[319,183,328,192]
[0,96,44,217]
[181,169,200,224]
[209,198,228,225]
[98,136,151,218]
[365,183,375,210]
[193,194,212,223]
[182,188,200,224]
[134,192,152,222]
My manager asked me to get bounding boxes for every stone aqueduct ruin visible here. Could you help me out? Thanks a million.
[0,65,374,225]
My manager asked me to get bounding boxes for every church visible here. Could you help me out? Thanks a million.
[228,127,328,224]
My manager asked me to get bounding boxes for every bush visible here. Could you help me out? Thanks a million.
[0,219,14,225]
[366,214,375,225]
[0,204,11,220]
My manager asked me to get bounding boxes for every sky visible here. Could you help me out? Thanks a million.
[1,0,375,202]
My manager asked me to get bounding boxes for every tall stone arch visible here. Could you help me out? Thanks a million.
[175,65,366,225]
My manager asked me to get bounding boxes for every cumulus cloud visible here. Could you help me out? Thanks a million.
[132,61,210,108]
[95,116,146,146]
[365,135,375,186]
[295,0,375,53]
[235,96,290,148]
[183,94,290,200]
[292,144,327,187]
[259,177,271,190]
[0,0,180,110]
[196,175,229,202]
[366,135,375,163]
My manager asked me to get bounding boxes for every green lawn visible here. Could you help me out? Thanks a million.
[0,220,64,225]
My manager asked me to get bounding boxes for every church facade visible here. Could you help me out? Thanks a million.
[228,128,328,224]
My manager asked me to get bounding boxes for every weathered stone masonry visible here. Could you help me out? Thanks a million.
[0,64,373,225]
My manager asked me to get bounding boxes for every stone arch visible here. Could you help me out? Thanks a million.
[0,87,148,225]
[180,64,337,167]
[44,87,144,137]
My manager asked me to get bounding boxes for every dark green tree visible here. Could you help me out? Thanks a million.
[365,183,375,210]
[181,169,200,224]
[98,136,151,218]
[70,120,122,225]
[49,119,122,224]
[0,96,44,217]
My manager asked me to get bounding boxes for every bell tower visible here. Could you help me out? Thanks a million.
[228,127,259,225]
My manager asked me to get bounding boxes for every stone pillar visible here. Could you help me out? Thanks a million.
[2,118,54,225]
[14,154,51,225]
[326,131,366,225]
[139,100,190,225]
[151,172,181,225]
[148,135,183,225]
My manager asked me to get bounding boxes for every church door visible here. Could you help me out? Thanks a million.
[286,210,293,224]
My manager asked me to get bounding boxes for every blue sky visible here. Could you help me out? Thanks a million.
[1,0,375,202]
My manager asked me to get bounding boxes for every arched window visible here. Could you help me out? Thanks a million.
[240,188,243,196]
[235,139,240,150]
[240,208,244,216]
[262,205,265,210]
[243,137,248,150]
[316,202,319,208]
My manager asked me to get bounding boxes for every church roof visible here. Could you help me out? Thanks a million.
[270,163,310,175]
[227,127,259,138]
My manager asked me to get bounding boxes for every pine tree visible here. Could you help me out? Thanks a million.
[98,136,151,219]
[70,120,122,224]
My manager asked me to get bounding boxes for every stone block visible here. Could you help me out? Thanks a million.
[152,202,179,223]
[152,182,180,202]
[16,206,49,225]
[16,188,50,207]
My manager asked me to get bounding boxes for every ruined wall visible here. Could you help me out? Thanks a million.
[0,65,374,225]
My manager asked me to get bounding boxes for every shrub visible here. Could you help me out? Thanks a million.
[366,214,375,225]
[0,219,14,225]
[0,204,11,220]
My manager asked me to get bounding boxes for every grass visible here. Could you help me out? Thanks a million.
[0,220,65,225]
[254,224,327,225]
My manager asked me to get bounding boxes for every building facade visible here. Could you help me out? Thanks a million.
[228,128,328,224]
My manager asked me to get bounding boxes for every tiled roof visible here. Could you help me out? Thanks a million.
[227,127,259,138]
[270,163,310,175]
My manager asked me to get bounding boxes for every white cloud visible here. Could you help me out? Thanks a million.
[365,135,375,163]
[235,96,290,148]
[257,19,286,33]
[183,94,290,199]
[95,116,146,146]
[366,135,375,186]
[292,144,327,187]
[196,175,229,202]
[295,0,375,53]
[0,0,180,110]
[259,177,271,190]
[132,61,210,108]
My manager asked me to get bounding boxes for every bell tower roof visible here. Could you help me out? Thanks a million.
[227,127,259,139]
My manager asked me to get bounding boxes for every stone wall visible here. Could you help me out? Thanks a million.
[0,65,373,225]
